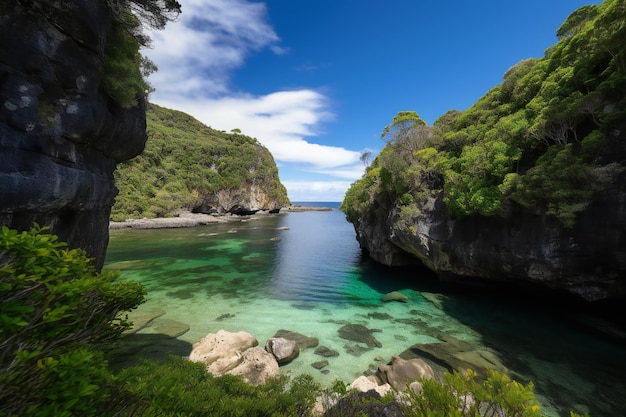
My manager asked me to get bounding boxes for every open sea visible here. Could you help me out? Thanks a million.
[104,202,626,417]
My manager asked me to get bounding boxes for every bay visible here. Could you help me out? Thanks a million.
[104,202,626,417]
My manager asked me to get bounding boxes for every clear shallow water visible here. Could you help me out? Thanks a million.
[104,203,626,417]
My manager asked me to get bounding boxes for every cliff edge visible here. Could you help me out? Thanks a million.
[0,1,147,269]
[341,1,626,303]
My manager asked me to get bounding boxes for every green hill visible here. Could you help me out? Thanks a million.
[111,103,290,221]
[342,0,625,227]
[340,0,626,301]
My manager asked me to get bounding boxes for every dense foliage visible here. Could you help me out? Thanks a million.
[342,0,625,228]
[116,355,320,417]
[111,103,290,221]
[0,225,145,416]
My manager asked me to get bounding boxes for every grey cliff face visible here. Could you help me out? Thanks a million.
[0,1,147,269]
[353,126,626,303]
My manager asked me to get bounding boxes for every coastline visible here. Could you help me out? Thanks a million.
[109,205,334,230]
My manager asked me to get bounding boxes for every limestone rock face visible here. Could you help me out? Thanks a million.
[352,126,626,302]
[0,1,147,269]
[192,179,286,215]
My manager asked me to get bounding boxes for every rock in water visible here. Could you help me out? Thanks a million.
[265,337,299,364]
[0,1,147,269]
[338,324,382,348]
[381,291,409,303]
[377,355,434,391]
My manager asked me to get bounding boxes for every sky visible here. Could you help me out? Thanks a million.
[143,0,600,202]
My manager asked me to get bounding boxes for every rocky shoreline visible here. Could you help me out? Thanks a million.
[109,205,333,230]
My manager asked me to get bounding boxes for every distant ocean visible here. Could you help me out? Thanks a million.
[105,203,625,417]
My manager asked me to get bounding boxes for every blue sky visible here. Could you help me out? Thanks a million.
[143,0,598,202]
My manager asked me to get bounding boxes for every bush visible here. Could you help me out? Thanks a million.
[0,225,145,416]
[402,369,543,417]
[116,355,321,417]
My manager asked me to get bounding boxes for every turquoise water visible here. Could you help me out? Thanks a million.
[104,203,626,417]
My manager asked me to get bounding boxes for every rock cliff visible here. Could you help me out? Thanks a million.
[343,2,626,304]
[0,1,147,269]
[111,103,290,220]
[351,124,626,303]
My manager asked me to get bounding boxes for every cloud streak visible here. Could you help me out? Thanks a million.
[142,0,365,200]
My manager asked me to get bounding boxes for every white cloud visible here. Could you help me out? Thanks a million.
[282,181,354,202]
[142,0,366,200]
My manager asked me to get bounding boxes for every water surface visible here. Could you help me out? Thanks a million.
[105,203,626,417]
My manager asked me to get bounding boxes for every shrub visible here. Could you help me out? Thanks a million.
[402,369,543,417]
[115,355,321,417]
[0,225,145,416]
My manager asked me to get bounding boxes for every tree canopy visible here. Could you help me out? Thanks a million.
[342,0,626,228]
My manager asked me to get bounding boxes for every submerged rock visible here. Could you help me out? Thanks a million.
[314,345,340,357]
[311,360,329,370]
[338,324,382,348]
[381,291,409,303]
[273,329,319,350]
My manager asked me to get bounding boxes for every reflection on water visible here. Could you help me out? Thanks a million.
[104,204,626,417]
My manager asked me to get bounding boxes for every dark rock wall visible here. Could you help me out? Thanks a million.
[0,1,147,269]
[353,126,626,302]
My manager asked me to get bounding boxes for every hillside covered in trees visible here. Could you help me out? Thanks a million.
[341,0,626,302]
[111,103,290,221]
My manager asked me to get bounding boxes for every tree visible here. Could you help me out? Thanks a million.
[360,149,373,167]
[105,0,182,46]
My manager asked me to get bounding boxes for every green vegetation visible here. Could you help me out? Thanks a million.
[102,0,181,107]
[342,0,626,228]
[111,103,290,221]
[117,356,320,416]
[0,225,145,416]
[403,368,542,417]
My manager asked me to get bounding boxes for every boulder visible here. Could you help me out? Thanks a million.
[377,355,434,391]
[265,337,299,364]
[189,330,279,386]
[348,375,391,397]
[189,330,258,371]
[273,329,319,350]
[223,346,280,386]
